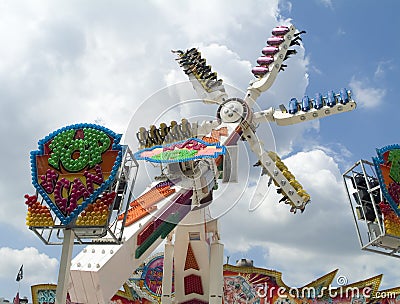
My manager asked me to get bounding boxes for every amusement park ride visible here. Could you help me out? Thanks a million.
[343,145,400,258]
[24,23,400,304]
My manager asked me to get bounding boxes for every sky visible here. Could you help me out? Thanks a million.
[1,0,400,301]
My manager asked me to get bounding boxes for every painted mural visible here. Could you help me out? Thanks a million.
[31,257,400,304]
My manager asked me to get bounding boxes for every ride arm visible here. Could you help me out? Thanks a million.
[244,24,300,108]
[241,126,309,212]
[252,89,356,126]
[172,48,228,104]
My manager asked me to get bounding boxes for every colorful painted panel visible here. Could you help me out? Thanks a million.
[134,138,225,163]
[223,265,287,304]
[31,284,73,304]
[31,284,147,304]
[111,284,152,304]
[379,291,400,304]
[143,255,164,296]
[130,254,175,302]
[110,295,147,304]
[29,124,123,225]
[124,254,399,304]
[223,265,382,304]
[30,264,400,304]
[31,285,57,304]
[373,145,400,217]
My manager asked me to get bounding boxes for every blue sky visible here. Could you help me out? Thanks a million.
[1,0,399,301]
[286,0,399,155]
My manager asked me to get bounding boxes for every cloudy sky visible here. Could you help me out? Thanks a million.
[1,0,399,301]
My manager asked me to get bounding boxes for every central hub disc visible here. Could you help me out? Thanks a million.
[218,98,248,123]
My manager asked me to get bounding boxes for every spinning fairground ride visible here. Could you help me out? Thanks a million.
[24,24,400,304]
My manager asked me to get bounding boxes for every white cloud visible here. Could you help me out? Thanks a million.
[153,0,281,44]
[319,0,334,9]
[374,60,393,79]
[349,78,386,109]
[311,65,323,75]
[278,1,293,15]
[196,43,253,89]
[299,143,353,169]
[0,247,58,282]
[0,247,58,300]
[337,28,346,36]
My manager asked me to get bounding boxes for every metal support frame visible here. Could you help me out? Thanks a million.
[343,159,400,258]
[55,229,74,304]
